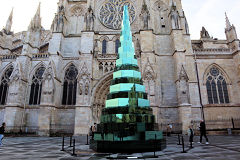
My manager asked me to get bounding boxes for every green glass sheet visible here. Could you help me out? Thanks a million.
[110,83,145,93]
[113,70,141,79]
[106,98,149,108]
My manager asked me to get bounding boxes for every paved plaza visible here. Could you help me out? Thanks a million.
[0,135,240,160]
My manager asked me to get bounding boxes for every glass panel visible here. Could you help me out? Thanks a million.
[0,85,3,104]
[0,66,13,105]
[211,80,218,104]
[38,84,43,105]
[222,80,230,103]
[206,80,213,104]
[62,64,78,105]
[102,40,107,55]
[217,80,224,103]
[67,82,73,105]
[33,83,40,105]
[62,81,68,105]
[29,84,35,105]
[0,84,8,105]
[29,67,45,105]
[115,39,120,54]
[73,80,77,105]
[210,67,220,77]
[107,92,147,99]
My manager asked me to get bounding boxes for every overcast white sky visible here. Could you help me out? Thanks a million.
[0,0,239,39]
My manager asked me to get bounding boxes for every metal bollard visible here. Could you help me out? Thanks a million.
[85,134,89,145]
[72,139,77,156]
[69,136,73,147]
[232,118,235,129]
[177,134,181,145]
[154,134,157,158]
[181,136,186,153]
[61,136,65,151]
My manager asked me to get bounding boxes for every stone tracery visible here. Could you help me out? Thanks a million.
[99,0,136,30]
[70,5,85,17]
[41,61,56,104]
[92,73,113,123]
[143,60,156,97]
[78,63,91,96]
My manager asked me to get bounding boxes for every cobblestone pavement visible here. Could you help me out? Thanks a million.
[0,135,240,160]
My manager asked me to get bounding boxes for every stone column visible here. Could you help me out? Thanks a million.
[48,33,64,55]
[74,106,92,135]
[80,31,94,54]
[171,29,193,132]
[74,31,94,135]
[38,106,56,136]
[3,107,24,133]
[4,55,31,132]
[139,30,160,121]
[5,80,26,132]
[178,104,192,133]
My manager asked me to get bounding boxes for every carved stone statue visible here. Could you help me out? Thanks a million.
[200,27,210,38]
[79,83,83,95]
[10,69,20,82]
[170,5,180,29]
[135,38,141,57]
[93,39,99,58]
[85,83,89,95]
[8,66,23,105]
[140,3,150,30]
[178,65,190,105]
[41,66,55,104]
[52,5,65,32]
[78,63,91,96]
[85,6,94,31]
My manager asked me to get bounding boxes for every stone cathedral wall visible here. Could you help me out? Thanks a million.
[0,0,240,135]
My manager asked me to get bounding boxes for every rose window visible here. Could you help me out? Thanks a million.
[99,0,136,30]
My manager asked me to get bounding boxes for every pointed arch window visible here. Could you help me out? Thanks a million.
[102,40,107,55]
[0,66,14,105]
[29,66,45,105]
[62,64,78,105]
[206,67,230,104]
[115,39,120,54]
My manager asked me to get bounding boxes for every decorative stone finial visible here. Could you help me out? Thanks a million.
[200,27,210,39]
[225,12,231,30]
[4,8,13,34]
[28,2,41,31]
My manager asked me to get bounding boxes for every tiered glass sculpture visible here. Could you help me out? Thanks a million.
[90,5,166,152]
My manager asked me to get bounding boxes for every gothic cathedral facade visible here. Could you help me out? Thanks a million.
[0,0,239,136]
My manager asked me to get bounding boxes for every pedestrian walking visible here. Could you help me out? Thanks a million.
[90,123,97,139]
[198,120,209,144]
[167,124,172,136]
[0,122,6,146]
[188,125,194,147]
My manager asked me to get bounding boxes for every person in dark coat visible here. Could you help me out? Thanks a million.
[0,122,6,146]
[199,120,209,144]
[188,125,194,147]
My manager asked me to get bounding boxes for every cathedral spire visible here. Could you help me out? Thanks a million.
[4,8,13,34]
[28,2,41,31]
[143,0,146,5]
[224,12,239,50]
[225,12,231,30]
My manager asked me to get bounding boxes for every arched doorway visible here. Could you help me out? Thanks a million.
[91,72,113,123]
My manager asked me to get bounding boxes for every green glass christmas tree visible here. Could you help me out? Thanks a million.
[90,5,166,152]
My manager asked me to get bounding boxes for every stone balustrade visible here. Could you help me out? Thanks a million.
[194,48,231,55]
